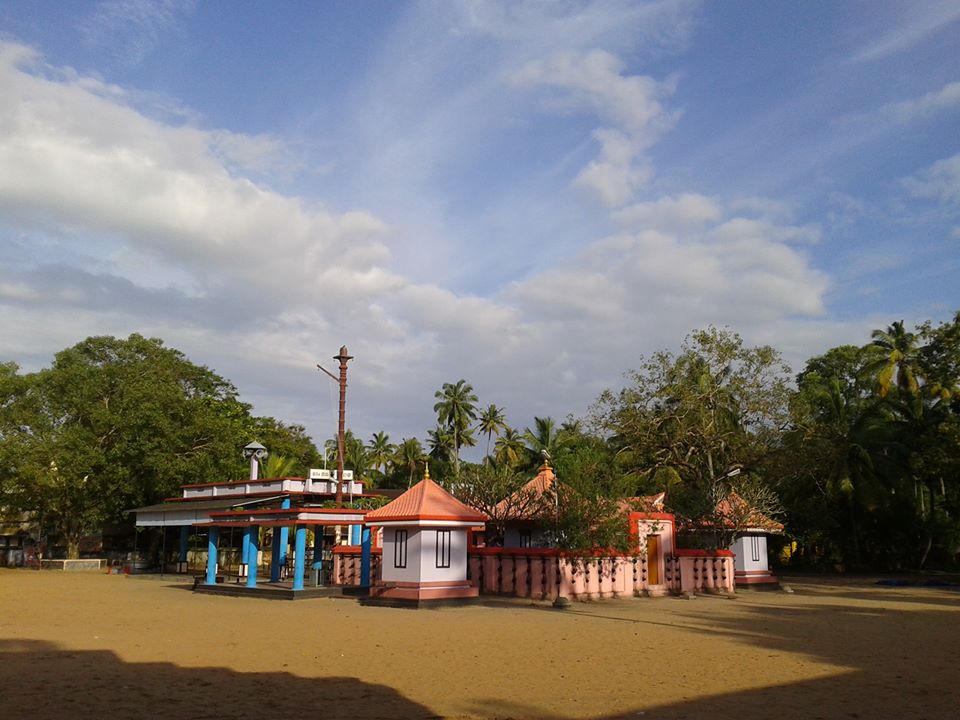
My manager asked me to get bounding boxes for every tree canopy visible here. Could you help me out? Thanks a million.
[0,334,321,557]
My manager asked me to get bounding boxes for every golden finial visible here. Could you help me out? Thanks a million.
[423,461,431,481]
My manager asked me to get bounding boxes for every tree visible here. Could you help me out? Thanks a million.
[0,335,252,558]
[325,430,371,480]
[452,464,541,545]
[394,437,426,488]
[523,416,567,467]
[260,453,298,478]
[591,327,791,535]
[494,427,526,468]
[478,404,507,460]
[251,417,323,476]
[433,379,479,476]
[865,320,922,398]
[367,431,395,477]
[427,425,455,463]
[550,438,637,553]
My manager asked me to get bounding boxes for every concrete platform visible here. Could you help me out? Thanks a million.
[192,580,348,601]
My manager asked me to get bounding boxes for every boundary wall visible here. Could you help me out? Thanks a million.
[331,546,734,598]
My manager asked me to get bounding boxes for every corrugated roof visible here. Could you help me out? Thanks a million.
[365,476,487,523]
[127,496,281,514]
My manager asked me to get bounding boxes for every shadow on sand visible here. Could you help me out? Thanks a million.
[0,638,439,720]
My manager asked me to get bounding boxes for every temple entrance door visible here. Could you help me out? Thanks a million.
[646,535,660,585]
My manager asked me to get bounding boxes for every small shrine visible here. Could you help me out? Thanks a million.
[364,466,487,604]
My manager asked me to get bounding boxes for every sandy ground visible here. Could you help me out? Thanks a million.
[1,571,958,719]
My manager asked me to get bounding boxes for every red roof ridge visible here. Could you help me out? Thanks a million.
[492,464,557,519]
[365,476,487,523]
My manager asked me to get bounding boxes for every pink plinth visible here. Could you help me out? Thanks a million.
[370,581,479,601]
[735,569,780,588]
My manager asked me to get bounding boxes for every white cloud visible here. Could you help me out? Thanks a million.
[513,49,677,207]
[453,0,697,59]
[849,1,960,63]
[0,43,390,305]
[905,153,960,205]
[878,81,960,124]
[80,0,196,66]
[0,40,850,449]
[613,194,722,232]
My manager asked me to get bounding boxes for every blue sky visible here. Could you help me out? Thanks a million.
[1,1,958,455]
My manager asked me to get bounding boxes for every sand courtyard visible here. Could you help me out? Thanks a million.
[1,569,958,719]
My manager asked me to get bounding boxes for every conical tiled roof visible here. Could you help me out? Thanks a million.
[365,476,487,523]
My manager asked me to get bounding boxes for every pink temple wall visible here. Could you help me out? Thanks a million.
[333,547,735,598]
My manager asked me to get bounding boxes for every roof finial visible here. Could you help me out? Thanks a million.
[539,448,552,471]
[423,461,431,481]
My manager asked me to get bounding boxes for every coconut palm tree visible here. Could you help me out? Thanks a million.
[433,379,479,475]
[260,453,298,478]
[367,431,395,476]
[427,425,455,463]
[478,403,508,460]
[394,437,426,488]
[325,430,370,478]
[494,427,526,468]
[523,416,566,465]
[865,320,922,398]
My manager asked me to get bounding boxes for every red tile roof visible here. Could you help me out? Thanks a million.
[365,476,488,523]
[617,492,666,515]
[716,492,784,532]
[492,464,556,519]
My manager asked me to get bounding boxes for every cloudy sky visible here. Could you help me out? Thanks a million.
[1,1,958,454]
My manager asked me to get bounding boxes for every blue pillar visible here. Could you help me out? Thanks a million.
[360,527,371,587]
[293,525,307,591]
[205,527,219,585]
[278,497,291,575]
[245,526,259,588]
[270,527,282,582]
[312,528,323,586]
[179,526,189,563]
[241,525,252,570]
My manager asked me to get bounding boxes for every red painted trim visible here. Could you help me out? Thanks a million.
[366,513,487,523]
[205,519,363,527]
[209,508,368,517]
[333,546,382,555]
[674,548,735,557]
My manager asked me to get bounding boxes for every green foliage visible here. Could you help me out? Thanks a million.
[451,463,536,545]
[366,431,395,479]
[780,314,960,570]
[0,334,256,557]
[251,417,323,477]
[433,379,478,476]
[477,403,507,460]
[590,327,791,535]
[493,427,526,468]
[387,437,426,489]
